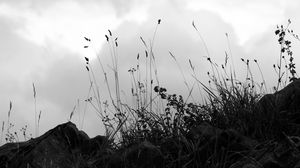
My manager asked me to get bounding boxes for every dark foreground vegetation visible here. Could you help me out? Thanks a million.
[1,20,300,168]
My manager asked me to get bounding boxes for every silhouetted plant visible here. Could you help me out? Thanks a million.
[274,19,298,90]
[79,19,300,167]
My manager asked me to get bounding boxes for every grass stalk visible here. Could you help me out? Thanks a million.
[1,121,4,144]
[32,83,37,137]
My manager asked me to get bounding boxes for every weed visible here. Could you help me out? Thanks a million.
[274,19,299,90]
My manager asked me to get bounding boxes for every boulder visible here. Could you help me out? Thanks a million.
[257,78,300,112]
[231,134,300,168]
[0,122,108,168]
[255,78,300,137]
[124,140,164,168]
[105,140,164,168]
[188,122,257,166]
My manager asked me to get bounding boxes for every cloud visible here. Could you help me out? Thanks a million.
[187,0,287,45]
[0,1,121,58]
[0,16,46,125]
[30,52,102,136]
[0,0,154,63]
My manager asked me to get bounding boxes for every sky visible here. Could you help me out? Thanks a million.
[0,0,300,143]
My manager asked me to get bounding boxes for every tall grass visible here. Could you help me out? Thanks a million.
[79,19,300,167]
[81,20,165,143]
[0,121,4,144]
[0,86,36,144]
[81,19,298,139]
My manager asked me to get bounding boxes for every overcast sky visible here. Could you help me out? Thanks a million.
[0,0,300,143]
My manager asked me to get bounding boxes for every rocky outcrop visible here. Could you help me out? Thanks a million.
[257,79,300,117]
[1,120,300,168]
[0,122,163,168]
[123,141,164,168]
[255,79,300,137]
[231,133,300,168]
[185,123,300,168]
[232,78,300,168]
[187,122,257,167]
[95,140,164,168]
[0,122,108,168]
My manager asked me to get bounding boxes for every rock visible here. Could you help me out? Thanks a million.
[188,122,222,140]
[189,122,256,148]
[255,78,300,137]
[106,154,123,168]
[256,93,276,117]
[124,140,164,168]
[294,160,300,168]
[80,135,109,156]
[231,134,300,168]
[105,140,164,168]
[257,78,300,113]
[275,79,300,112]
[188,122,257,166]
[242,163,259,168]
[159,137,182,160]
[0,122,109,168]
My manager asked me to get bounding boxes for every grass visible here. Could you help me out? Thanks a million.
[80,19,299,167]
[1,19,299,167]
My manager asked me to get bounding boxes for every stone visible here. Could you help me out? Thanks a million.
[294,160,300,168]
[231,134,300,168]
[256,79,300,113]
[188,122,257,166]
[124,140,164,168]
[255,79,300,137]
[0,122,109,168]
